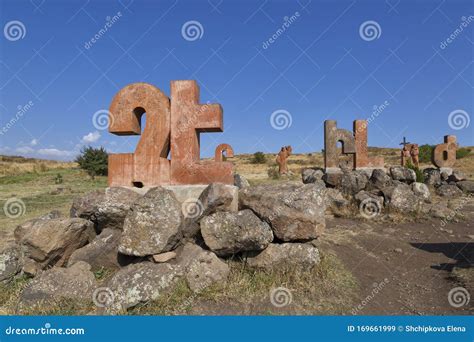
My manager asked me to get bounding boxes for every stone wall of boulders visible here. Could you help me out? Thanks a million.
[302,166,473,219]
[1,166,472,312]
[0,178,325,313]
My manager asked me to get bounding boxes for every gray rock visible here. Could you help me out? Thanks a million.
[355,190,384,208]
[322,172,343,188]
[152,251,177,263]
[384,184,423,213]
[19,218,95,269]
[246,243,320,270]
[390,166,416,184]
[239,182,326,241]
[68,228,127,272]
[457,180,474,193]
[411,182,431,201]
[234,174,250,189]
[448,170,466,182]
[423,168,442,187]
[0,243,23,282]
[119,187,183,257]
[302,168,324,184]
[20,261,97,305]
[14,210,62,242]
[429,203,455,219]
[436,184,463,197]
[178,244,229,293]
[369,169,392,190]
[340,171,369,195]
[324,188,351,217]
[201,209,273,256]
[106,262,183,312]
[70,187,141,231]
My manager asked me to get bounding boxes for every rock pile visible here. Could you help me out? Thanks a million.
[1,175,325,313]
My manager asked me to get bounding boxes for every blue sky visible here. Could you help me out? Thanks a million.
[0,0,473,160]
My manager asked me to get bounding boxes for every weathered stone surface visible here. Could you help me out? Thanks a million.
[390,166,416,183]
[432,135,457,168]
[119,187,183,257]
[457,180,474,193]
[22,257,40,277]
[214,143,234,162]
[19,218,95,269]
[340,171,369,195]
[354,190,384,209]
[14,210,62,242]
[429,203,455,219]
[70,187,141,232]
[353,120,384,169]
[0,243,23,282]
[201,209,273,256]
[239,182,326,241]
[198,183,238,216]
[436,184,463,197]
[324,120,355,170]
[324,188,351,217]
[369,169,392,190]
[106,262,183,312]
[302,168,324,184]
[20,261,97,305]
[234,174,250,189]
[384,184,422,213]
[152,251,177,263]
[68,228,126,272]
[322,171,343,188]
[246,243,320,270]
[180,244,229,293]
[449,170,466,182]
[411,182,431,201]
[423,168,441,187]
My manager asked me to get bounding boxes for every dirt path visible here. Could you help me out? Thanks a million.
[321,201,474,315]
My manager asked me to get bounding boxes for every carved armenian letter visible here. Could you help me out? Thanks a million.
[108,83,171,187]
[324,120,356,171]
[432,135,457,168]
[214,143,234,162]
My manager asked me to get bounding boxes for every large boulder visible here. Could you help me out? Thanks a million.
[369,169,392,190]
[14,210,62,242]
[201,209,273,256]
[423,168,442,187]
[234,174,250,189]
[18,218,95,269]
[436,184,463,197]
[0,243,23,283]
[322,172,343,188]
[340,171,369,195]
[448,170,466,182]
[239,182,326,241]
[390,166,416,184]
[302,168,324,184]
[68,229,130,272]
[106,262,183,312]
[70,187,141,232]
[383,184,423,213]
[19,261,97,306]
[411,182,431,201]
[457,180,474,194]
[246,243,320,271]
[177,243,229,293]
[324,188,351,217]
[119,187,183,257]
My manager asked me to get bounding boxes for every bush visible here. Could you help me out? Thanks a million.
[418,144,434,163]
[251,152,266,164]
[75,146,108,179]
[406,160,424,183]
[54,173,63,184]
[267,166,280,179]
[456,147,471,159]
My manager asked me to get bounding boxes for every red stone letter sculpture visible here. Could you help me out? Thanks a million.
[432,135,457,168]
[324,120,356,171]
[276,146,292,175]
[214,143,234,162]
[353,120,384,169]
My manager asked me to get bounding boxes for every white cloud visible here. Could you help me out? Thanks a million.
[30,139,38,146]
[81,131,101,144]
[37,148,76,158]
[15,146,35,154]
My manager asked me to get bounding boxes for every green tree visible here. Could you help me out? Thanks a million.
[75,146,108,179]
[418,144,434,163]
[251,151,267,164]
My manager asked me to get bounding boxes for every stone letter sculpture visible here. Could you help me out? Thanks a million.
[432,135,457,168]
[214,143,234,162]
[410,144,419,167]
[108,81,234,187]
[353,120,384,170]
[276,146,292,175]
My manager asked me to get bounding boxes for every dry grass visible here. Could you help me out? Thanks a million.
[0,155,76,177]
